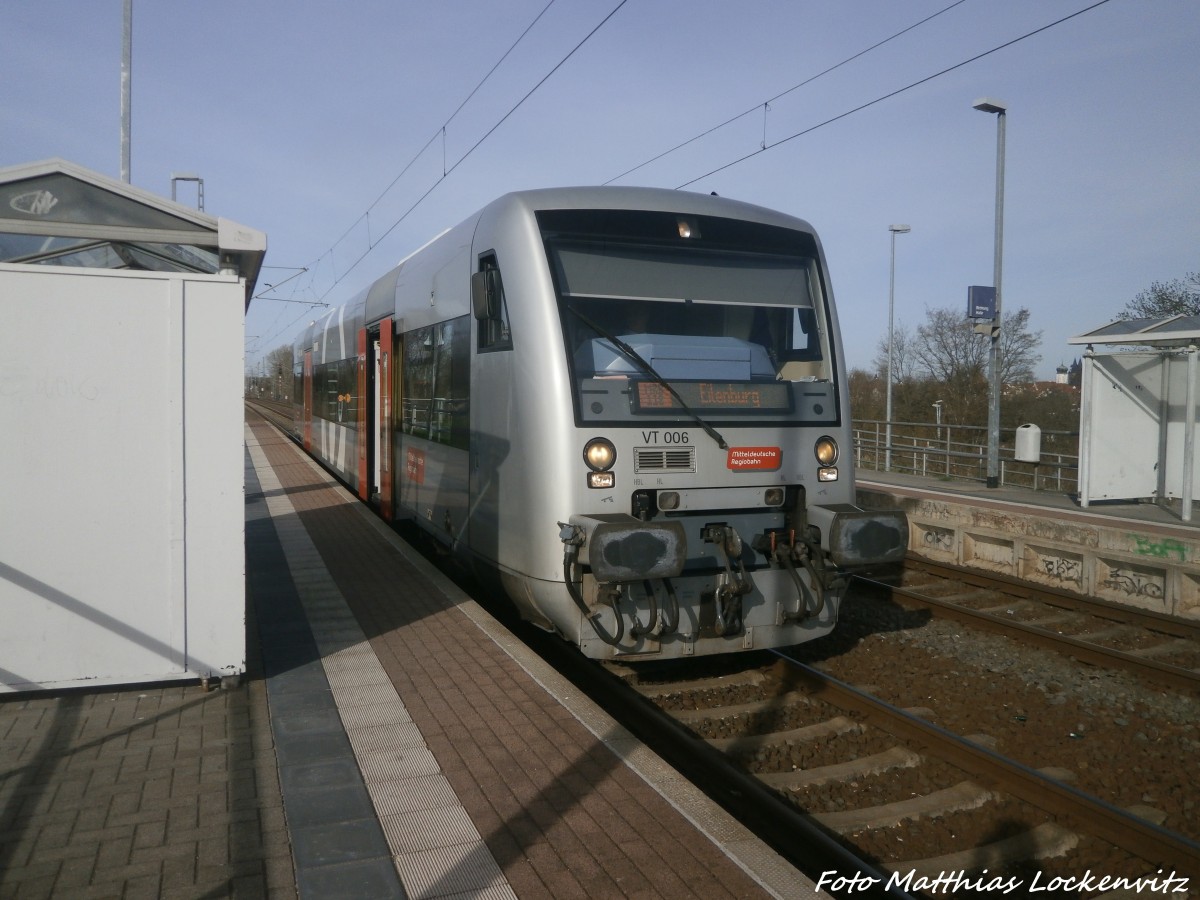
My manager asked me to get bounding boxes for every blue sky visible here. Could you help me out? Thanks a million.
[5,1,1197,380]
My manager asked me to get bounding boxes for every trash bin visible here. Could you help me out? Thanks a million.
[1015,423,1041,463]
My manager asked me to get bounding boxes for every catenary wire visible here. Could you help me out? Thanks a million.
[328,0,631,297]
[251,0,558,314]
[675,0,1114,189]
[320,0,560,258]
[254,0,627,346]
[604,0,971,186]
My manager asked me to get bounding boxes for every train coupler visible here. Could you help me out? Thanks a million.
[752,528,829,623]
[702,524,752,636]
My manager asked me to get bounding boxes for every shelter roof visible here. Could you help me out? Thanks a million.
[0,158,265,308]
[1069,315,1200,348]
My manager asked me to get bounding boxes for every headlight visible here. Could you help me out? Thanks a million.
[583,437,616,471]
[588,472,615,489]
[814,436,839,467]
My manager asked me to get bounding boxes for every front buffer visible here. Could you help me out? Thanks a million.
[558,505,907,659]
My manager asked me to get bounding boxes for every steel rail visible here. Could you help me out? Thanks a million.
[560,648,918,899]
[770,655,1200,876]
[855,567,1200,695]
[904,557,1200,641]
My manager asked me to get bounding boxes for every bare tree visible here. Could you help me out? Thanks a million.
[1117,271,1200,320]
[997,307,1041,384]
[264,345,294,402]
[847,367,884,420]
[912,305,1040,386]
[870,322,918,384]
[912,307,986,384]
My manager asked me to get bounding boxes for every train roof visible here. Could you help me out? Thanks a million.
[482,186,817,234]
[297,186,825,346]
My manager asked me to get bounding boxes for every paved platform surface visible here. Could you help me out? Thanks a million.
[858,468,1198,533]
[0,414,821,899]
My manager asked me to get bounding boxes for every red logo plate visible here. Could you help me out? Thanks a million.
[727,447,781,471]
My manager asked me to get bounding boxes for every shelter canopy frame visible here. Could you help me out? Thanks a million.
[0,158,264,308]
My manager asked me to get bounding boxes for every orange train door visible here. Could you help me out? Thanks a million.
[302,350,313,452]
[356,327,370,501]
[378,317,395,520]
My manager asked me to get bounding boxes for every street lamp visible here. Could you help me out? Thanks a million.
[973,97,1007,489]
[886,224,911,472]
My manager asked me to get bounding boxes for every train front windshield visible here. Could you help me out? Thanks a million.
[539,209,838,427]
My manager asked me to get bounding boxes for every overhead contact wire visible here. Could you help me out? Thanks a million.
[605,0,971,185]
[315,0,629,303]
[675,0,1114,189]
[255,0,627,350]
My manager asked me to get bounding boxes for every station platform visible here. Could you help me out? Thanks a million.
[0,415,822,899]
[857,467,1198,532]
[856,468,1197,619]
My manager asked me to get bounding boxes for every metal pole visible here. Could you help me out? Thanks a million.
[886,232,895,472]
[974,98,1007,488]
[1078,348,1095,507]
[121,0,132,182]
[1183,344,1196,522]
[885,224,910,473]
[988,108,1006,488]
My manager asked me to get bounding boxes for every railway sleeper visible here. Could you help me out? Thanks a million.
[976,599,1037,616]
[811,780,995,834]
[885,820,1078,881]
[936,589,998,605]
[758,745,921,790]
[631,668,766,699]
[808,767,1081,835]
[1125,636,1199,659]
[670,690,811,726]
[1074,623,1140,642]
[705,714,862,754]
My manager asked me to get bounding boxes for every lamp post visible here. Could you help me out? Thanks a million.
[885,224,911,472]
[121,0,132,182]
[973,97,1007,489]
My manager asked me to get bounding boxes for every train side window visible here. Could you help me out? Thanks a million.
[434,317,470,449]
[402,327,435,438]
[401,316,470,448]
[474,254,512,352]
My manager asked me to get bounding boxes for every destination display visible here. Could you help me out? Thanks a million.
[633,380,792,413]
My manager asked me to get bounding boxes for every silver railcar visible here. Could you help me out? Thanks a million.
[293,187,906,659]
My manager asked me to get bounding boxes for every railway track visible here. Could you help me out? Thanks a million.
[614,653,1200,894]
[246,397,293,426]
[856,557,1200,694]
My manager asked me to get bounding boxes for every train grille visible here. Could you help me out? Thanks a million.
[634,447,696,473]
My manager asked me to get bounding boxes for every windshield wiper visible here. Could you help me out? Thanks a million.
[566,305,729,450]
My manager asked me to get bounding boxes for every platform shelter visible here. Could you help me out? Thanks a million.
[0,158,265,692]
[1070,315,1200,522]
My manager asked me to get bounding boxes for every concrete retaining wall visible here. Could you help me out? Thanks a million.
[857,485,1199,620]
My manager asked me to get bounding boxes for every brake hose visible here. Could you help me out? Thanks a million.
[562,542,624,646]
[659,578,680,634]
[630,580,659,638]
